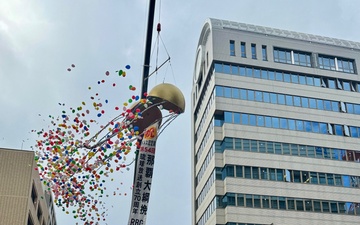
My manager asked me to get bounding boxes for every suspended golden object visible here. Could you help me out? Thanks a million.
[148,83,185,113]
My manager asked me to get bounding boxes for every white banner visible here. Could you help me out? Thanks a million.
[128,122,159,225]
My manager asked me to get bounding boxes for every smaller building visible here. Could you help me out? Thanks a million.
[0,148,57,225]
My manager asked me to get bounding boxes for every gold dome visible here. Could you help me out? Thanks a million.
[148,83,185,113]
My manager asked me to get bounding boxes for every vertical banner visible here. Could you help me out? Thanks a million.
[128,121,159,225]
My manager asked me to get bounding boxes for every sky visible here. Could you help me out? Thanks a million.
[1,0,360,225]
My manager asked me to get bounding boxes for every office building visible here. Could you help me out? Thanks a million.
[0,148,57,225]
[191,18,360,225]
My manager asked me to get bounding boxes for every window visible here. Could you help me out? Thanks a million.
[251,43,256,59]
[31,184,37,206]
[241,42,246,58]
[318,54,355,73]
[274,47,311,67]
[262,45,267,61]
[229,40,235,56]
[37,205,43,221]
[28,214,34,225]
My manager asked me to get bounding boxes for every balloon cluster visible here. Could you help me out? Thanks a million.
[33,64,153,224]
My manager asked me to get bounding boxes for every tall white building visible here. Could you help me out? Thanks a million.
[191,18,360,225]
[0,148,57,225]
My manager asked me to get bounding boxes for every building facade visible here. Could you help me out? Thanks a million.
[0,148,57,225]
[191,18,360,225]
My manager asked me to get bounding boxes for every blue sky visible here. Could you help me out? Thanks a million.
[1,0,360,225]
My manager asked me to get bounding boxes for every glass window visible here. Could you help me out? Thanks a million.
[261,168,268,179]
[320,123,327,134]
[291,74,299,83]
[253,195,261,208]
[259,141,266,153]
[269,168,276,181]
[254,69,260,78]
[270,93,277,104]
[268,71,275,80]
[214,63,222,72]
[315,147,323,158]
[272,117,280,128]
[255,91,262,102]
[287,198,295,210]
[328,79,336,89]
[310,172,318,184]
[241,114,249,125]
[236,166,243,178]
[306,76,314,85]
[314,77,321,87]
[240,89,247,100]
[299,75,306,85]
[224,87,231,98]
[280,118,288,129]
[307,146,315,158]
[276,169,284,181]
[285,95,293,106]
[224,112,232,123]
[262,45,267,61]
[231,65,239,75]
[275,143,282,154]
[267,142,274,154]
[265,116,272,128]
[283,144,290,155]
[232,88,239,98]
[229,40,235,56]
[223,64,230,74]
[296,120,304,131]
[241,42,246,58]
[251,43,256,59]
[243,139,250,151]
[234,113,240,124]
[262,196,270,208]
[288,119,295,130]
[215,86,223,96]
[299,145,306,156]
[293,170,301,183]
[309,98,317,109]
[324,100,332,111]
[327,174,334,186]
[294,96,301,107]
[248,90,255,100]
[331,102,340,112]
[304,121,312,132]
[284,73,291,83]
[278,94,285,105]
[246,194,253,207]
[239,66,246,76]
[279,197,286,209]
[261,69,268,79]
[322,201,330,213]
[252,167,260,179]
[246,68,253,77]
[347,103,354,114]
[317,99,324,110]
[276,72,283,81]
[244,166,251,178]
[312,122,319,133]
[301,97,309,108]
[291,144,299,156]
[263,92,270,103]
[237,194,245,206]
[271,196,278,209]
[249,114,256,126]
[330,202,338,213]
[296,199,304,211]
[257,115,264,127]
[354,104,360,114]
[319,173,326,184]
[250,140,258,152]
[305,200,312,211]
[334,125,343,136]
[313,201,321,212]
